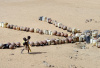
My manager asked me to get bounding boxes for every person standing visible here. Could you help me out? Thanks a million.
[21,36,31,54]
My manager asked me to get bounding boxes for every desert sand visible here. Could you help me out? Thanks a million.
[0,0,100,68]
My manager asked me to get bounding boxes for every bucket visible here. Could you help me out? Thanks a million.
[79,36,84,42]
[46,18,49,23]
[58,23,62,28]
[0,43,3,49]
[91,38,97,46]
[48,18,52,23]
[67,27,72,32]
[29,28,34,32]
[52,31,57,35]
[72,36,76,42]
[75,33,80,38]
[0,22,2,27]
[39,16,43,21]
[16,26,20,30]
[57,38,62,44]
[55,39,59,44]
[48,30,52,35]
[39,30,43,34]
[61,32,64,37]
[64,38,69,43]
[72,28,77,33]
[68,37,73,43]
[0,22,4,27]
[98,34,100,37]
[56,32,61,36]
[68,33,72,37]
[4,22,8,28]
[97,38,100,42]
[63,26,67,30]
[81,35,86,41]
[51,20,56,25]
[55,22,58,27]
[45,30,49,35]
[50,39,56,45]
[77,29,80,33]
[42,16,45,21]
[96,42,100,48]
[93,39,97,46]
[43,30,49,35]
[47,39,51,45]
[34,28,40,33]
[44,17,47,22]
[92,32,97,37]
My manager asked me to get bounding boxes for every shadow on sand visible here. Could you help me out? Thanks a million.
[29,52,47,55]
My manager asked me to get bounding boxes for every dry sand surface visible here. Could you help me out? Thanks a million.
[0,0,100,68]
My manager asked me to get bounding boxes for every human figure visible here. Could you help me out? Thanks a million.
[21,36,31,54]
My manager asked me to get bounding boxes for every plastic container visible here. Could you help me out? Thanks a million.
[77,29,80,33]
[3,22,8,28]
[61,39,65,44]
[72,28,77,33]
[58,38,62,44]
[34,41,40,46]
[0,43,3,49]
[29,28,34,32]
[48,18,52,23]
[43,40,47,45]
[42,16,45,21]
[58,23,62,28]
[9,44,15,49]
[34,28,40,33]
[63,26,67,30]
[75,33,80,37]
[64,33,68,37]
[1,22,8,28]
[72,36,76,42]
[10,24,13,29]
[67,27,72,32]
[39,30,43,34]
[56,32,61,36]
[44,17,47,22]
[7,24,10,28]
[68,33,72,37]
[47,39,51,45]
[0,22,2,27]
[13,25,17,30]
[52,31,57,35]
[48,31,52,35]
[51,20,56,25]
[92,32,98,37]
[90,38,97,46]
[30,42,34,46]
[45,30,49,35]
[97,42,100,48]
[86,34,90,43]
[39,16,43,21]
[55,39,59,44]
[16,42,21,47]
[50,39,56,45]
[61,32,64,37]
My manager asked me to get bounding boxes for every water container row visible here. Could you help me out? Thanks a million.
[39,16,81,34]
[0,42,21,49]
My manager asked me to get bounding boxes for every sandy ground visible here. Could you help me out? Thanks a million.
[0,0,100,68]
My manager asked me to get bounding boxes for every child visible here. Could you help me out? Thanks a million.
[21,36,31,54]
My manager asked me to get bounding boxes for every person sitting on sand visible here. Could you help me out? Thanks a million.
[21,36,31,54]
